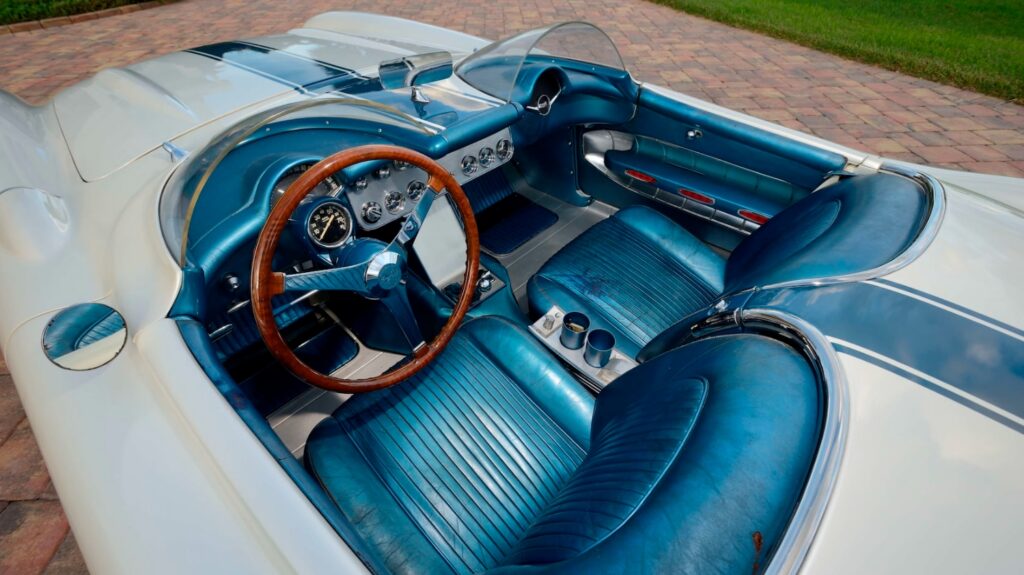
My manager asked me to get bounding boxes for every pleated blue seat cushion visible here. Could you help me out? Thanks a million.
[306,317,821,574]
[527,206,726,358]
[305,316,595,575]
[491,333,821,574]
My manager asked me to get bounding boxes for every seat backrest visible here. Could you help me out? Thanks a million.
[724,172,930,293]
[489,333,822,575]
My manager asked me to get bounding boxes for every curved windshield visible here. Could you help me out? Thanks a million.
[160,97,437,267]
[456,22,628,102]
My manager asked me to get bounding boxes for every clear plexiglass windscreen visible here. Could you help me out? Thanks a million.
[456,22,628,102]
[160,97,437,267]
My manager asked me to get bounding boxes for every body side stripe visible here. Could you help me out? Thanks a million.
[872,278,1024,341]
[749,283,1024,426]
[832,339,1024,434]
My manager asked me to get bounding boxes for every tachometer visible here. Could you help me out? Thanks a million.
[306,201,352,249]
[271,162,341,206]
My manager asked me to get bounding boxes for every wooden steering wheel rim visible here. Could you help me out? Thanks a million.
[251,144,480,393]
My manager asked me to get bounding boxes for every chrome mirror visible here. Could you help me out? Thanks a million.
[42,303,127,371]
[378,51,454,91]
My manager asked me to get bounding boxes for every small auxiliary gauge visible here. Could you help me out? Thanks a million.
[362,201,383,224]
[307,201,352,249]
[496,139,513,161]
[479,147,495,167]
[407,180,427,201]
[384,191,406,213]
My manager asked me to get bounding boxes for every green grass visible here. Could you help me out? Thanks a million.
[0,0,150,26]
[652,0,1024,103]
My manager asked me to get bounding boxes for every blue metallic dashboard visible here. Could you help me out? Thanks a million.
[180,56,641,282]
[164,50,647,363]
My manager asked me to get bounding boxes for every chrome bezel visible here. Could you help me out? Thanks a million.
[407,180,427,201]
[461,155,478,175]
[361,201,383,224]
[383,190,406,214]
[478,146,495,167]
[353,177,369,191]
[495,138,513,161]
[305,200,353,249]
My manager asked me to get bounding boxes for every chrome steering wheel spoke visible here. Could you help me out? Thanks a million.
[395,175,443,246]
[379,283,425,351]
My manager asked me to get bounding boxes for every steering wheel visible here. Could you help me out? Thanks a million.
[251,144,479,393]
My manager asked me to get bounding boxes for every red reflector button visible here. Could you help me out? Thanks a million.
[679,189,714,205]
[624,169,656,184]
[738,210,770,224]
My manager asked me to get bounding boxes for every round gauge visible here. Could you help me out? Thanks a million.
[407,180,427,201]
[496,139,513,161]
[461,155,478,175]
[271,162,341,206]
[306,201,352,248]
[384,190,406,213]
[362,201,383,224]
[479,147,495,167]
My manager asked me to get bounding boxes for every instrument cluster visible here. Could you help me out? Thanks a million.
[349,127,515,231]
[269,128,515,233]
[344,160,434,231]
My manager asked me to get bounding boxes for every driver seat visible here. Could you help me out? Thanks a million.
[305,316,821,574]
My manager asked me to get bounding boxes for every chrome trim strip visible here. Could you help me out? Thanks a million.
[738,309,849,575]
[763,165,947,290]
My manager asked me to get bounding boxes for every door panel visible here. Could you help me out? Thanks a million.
[579,86,848,245]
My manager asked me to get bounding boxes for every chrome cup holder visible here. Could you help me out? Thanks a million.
[584,329,615,368]
[559,311,590,350]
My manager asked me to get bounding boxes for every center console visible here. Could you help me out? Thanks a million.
[529,305,637,392]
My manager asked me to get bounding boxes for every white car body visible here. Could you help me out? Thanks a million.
[0,12,1021,574]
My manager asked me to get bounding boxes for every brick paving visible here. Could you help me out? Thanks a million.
[1,0,1023,176]
[0,0,1023,571]
[0,355,87,574]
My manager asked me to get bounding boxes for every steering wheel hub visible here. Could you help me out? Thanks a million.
[366,251,404,292]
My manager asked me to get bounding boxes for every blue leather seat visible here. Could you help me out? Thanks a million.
[528,206,725,358]
[305,316,821,574]
[528,172,928,357]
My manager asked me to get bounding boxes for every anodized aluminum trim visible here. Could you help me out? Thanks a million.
[761,165,947,290]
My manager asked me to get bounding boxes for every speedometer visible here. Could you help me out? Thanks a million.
[271,162,341,206]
